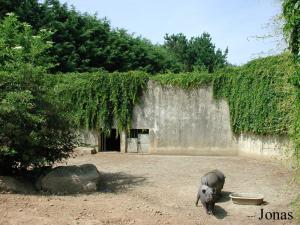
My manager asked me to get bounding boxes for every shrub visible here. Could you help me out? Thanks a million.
[0,14,76,174]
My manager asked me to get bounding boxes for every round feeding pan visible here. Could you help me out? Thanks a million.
[229,193,264,205]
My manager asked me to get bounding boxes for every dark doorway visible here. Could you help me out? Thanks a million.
[129,129,149,138]
[100,129,120,151]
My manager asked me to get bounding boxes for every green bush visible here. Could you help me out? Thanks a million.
[0,13,54,72]
[0,66,77,174]
[0,14,76,174]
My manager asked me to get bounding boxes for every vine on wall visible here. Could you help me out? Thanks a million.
[53,70,149,136]
[213,54,296,136]
[52,54,296,144]
[154,54,296,136]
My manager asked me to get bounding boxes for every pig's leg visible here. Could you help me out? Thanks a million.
[195,192,200,206]
[202,202,209,214]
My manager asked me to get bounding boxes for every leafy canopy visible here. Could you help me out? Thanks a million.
[164,33,228,73]
[0,0,228,74]
[0,13,53,71]
[282,0,300,57]
[0,14,76,174]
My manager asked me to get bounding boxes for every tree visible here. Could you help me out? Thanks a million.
[0,0,186,73]
[282,0,300,57]
[0,13,54,71]
[164,33,228,72]
[0,14,77,174]
[38,0,112,72]
[0,0,44,28]
[164,33,188,70]
[104,29,180,73]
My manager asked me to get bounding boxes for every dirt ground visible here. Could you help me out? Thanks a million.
[0,153,299,225]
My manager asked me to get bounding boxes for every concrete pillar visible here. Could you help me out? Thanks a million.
[120,131,127,153]
[97,132,101,152]
[97,131,105,152]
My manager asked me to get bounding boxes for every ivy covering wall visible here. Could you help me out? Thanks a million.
[53,71,149,136]
[213,54,296,135]
[52,54,296,143]
[153,54,296,136]
[152,71,212,90]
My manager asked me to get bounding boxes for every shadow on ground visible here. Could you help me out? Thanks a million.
[211,191,231,219]
[0,171,147,196]
[214,205,227,219]
[218,191,232,203]
[98,171,147,193]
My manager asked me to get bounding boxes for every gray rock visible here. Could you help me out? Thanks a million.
[37,164,100,194]
[74,147,97,156]
[0,176,35,194]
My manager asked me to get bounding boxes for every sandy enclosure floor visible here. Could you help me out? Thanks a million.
[0,153,299,225]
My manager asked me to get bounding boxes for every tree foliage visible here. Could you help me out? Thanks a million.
[282,0,300,57]
[0,14,76,173]
[0,0,228,74]
[0,0,44,28]
[0,13,53,71]
[0,0,179,73]
[164,33,228,73]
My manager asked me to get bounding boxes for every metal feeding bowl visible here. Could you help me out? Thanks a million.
[229,193,264,205]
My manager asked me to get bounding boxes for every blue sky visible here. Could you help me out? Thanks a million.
[59,0,284,65]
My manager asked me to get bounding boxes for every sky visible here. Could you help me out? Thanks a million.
[59,0,285,65]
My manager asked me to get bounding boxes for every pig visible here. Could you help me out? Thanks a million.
[195,169,225,215]
[195,184,217,215]
[201,169,225,196]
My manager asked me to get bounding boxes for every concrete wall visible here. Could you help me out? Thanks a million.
[236,133,291,160]
[78,130,99,148]
[131,81,238,155]
[80,81,291,158]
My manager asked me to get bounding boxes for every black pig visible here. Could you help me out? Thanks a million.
[195,169,225,215]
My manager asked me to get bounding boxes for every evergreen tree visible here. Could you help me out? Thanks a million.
[164,33,228,72]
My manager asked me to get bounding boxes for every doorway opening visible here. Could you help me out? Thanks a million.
[100,129,120,151]
[127,129,150,153]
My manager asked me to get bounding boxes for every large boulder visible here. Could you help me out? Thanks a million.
[36,164,100,194]
[0,176,36,194]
